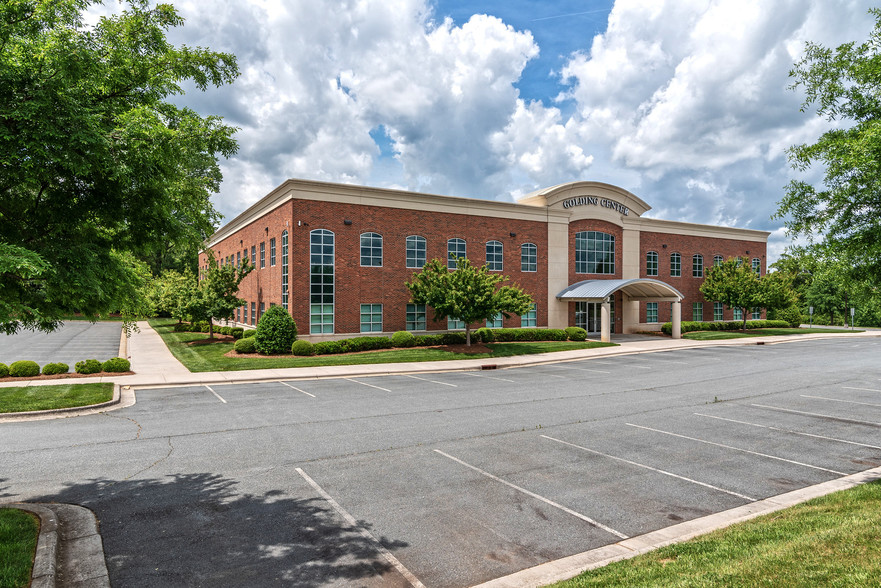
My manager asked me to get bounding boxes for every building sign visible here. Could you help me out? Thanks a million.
[561,195,629,216]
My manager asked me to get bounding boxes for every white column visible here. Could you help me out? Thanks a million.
[672,300,681,339]
[601,299,611,343]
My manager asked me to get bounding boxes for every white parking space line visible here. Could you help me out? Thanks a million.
[344,378,392,392]
[627,423,846,475]
[547,365,611,374]
[296,468,426,588]
[584,359,650,369]
[462,372,516,383]
[844,386,881,393]
[751,404,881,427]
[204,385,227,404]
[628,357,689,365]
[433,449,629,540]
[541,435,756,501]
[802,394,881,409]
[694,413,881,450]
[280,381,316,397]
[404,374,458,387]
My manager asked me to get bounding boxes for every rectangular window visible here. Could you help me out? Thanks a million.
[236,251,241,267]
[251,246,256,266]
[521,304,537,327]
[360,303,383,332]
[646,302,658,324]
[243,304,248,324]
[752,307,761,320]
[360,232,383,267]
[406,236,426,269]
[733,307,743,321]
[521,243,537,272]
[670,253,681,277]
[260,242,265,268]
[250,302,256,326]
[236,307,240,323]
[692,254,704,277]
[692,302,703,322]
[486,312,503,328]
[406,304,426,331]
[752,258,761,275]
[646,251,658,276]
[270,238,276,266]
[575,231,615,274]
[448,238,466,269]
[310,229,334,334]
[259,302,265,322]
[281,230,289,310]
[714,301,723,321]
[448,317,465,330]
[486,241,503,271]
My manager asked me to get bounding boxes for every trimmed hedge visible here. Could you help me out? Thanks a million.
[474,328,495,343]
[0,363,8,378]
[41,362,69,375]
[75,359,102,374]
[10,360,40,377]
[234,337,257,353]
[391,330,416,348]
[660,319,791,335]
[229,327,244,340]
[255,306,298,354]
[102,357,131,372]
[313,340,344,355]
[243,329,257,339]
[565,326,588,341]
[291,340,315,356]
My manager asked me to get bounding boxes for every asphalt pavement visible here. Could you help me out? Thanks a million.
[0,320,123,367]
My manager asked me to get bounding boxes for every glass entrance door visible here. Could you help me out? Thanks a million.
[575,302,602,333]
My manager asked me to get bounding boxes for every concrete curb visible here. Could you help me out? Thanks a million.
[6,503,57,588]
[471,465,881,588]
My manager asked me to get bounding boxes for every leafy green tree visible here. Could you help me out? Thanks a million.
[406,257,533,346]
[776,8,881,286]
[700,259,768,330]
[0,0,239,334]
[186,253,252,338]
[144,270,196,322]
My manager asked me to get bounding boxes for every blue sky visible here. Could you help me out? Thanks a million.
[122,0,877,261]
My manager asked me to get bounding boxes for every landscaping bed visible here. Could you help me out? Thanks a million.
[0,382,115,413]
[0,508,38,588]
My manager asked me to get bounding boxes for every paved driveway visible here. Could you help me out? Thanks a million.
[0,321,122,367]
[2,337,880,587]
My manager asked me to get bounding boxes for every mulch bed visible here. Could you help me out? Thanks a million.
[187,335,236,345]
[0,371,135,383]
[223,342,494,359]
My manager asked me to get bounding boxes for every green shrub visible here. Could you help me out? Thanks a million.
[340,336,393,353]
[391,330,416,348]
[230,327,244,340]
[291,340,315,356]
[9,360,40,377]
[234,337,257,353]
[102,357,130,372]
[313,340,344,355]
[255,306,298,354]
[75,359,102,374]
[474,328,495,343]
[661,319,792,335]
[439,332,467,345]
[414,334,442,346]
[566,326,588,341]
[220,326,232,336]
[0,363,8,378]
[242,329,257,338]
[173,323,189,332]
[41,362,69,375]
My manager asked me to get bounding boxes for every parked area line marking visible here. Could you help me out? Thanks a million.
[433,449,629,540]
[540,435,756,501]
[843,386,881,393]
[751,404,881,427]
[694,413,881,450]
[462,372,516,383]
[584,359,650,369]
[626,423,846,475]
[404,374,457,387]
[802,394,881,408]
[345,378,391,392]
[280,381,316,397]
[204,385,227,404]
[547,365,611,374]
[629,356,689,365]
[296,468,425,588]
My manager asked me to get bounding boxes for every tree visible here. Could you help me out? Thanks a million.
[186,253,251,339]
[144,269,196,322]
[700,259,768,330]
[776,8,881,287]
[406,257,533,346]
[0,0,239,334]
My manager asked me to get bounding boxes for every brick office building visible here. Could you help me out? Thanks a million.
[200,179,769,341]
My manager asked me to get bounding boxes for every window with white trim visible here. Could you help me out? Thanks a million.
[486,241,503,271]
[406,304,426,331]
[714,254,723,267]
[448,317,465,330]
[692,254,704,277]
[250,302,256,326]
[646,302,658,323]
[486,313,503,328]
[692,302,703,322]
[281,230,288,310]
[646,251,658,276]
[714,301,723,321]
[406,235,426,269]
[752,307,761,320]
[270,238,276,266]
[360,304,383,332]
[448,238,466,269]
[752,258,761,275]
[733,307,743,321]
[310,229,334,334]
[575,231,615,274]
[521,304,537,327]
[251,245,256,266]
[521,243,537,272]
[670,252,681,277]
[360,232,382,267]
[259,242,265,269]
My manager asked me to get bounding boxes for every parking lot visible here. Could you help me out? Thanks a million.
[2,337,880,587]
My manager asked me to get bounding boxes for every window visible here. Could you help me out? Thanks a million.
[236,307,240,323]
[575,231,615,274]
[360,304,383,332]
[692,302,703,322]
[521,243,537,272]
[310,229,334,334]
[714,301,723,321]
[251,245,256,266]
[646,251,658,276]
[486,313,503,328]
[448,317,465,330]
[406,304,426,331]
[281,230,289,310]
[406,235,426,269]
[714,254,723,267]
[243,304,248,324]
[250,302,256,326]
[733,307,743,321]
[259,242,265,269]
[486,241,503,271]
[692,254,704,277]
[752,307,762,320]
[752,258,761,275]
[646,302,658,323]
[236,251,241,268]
[521,304,537,327]
[360,232,382,267]
[259,302,265,321]
[448,238,466,269]
[670,252,681,277]
[270,238,276,266]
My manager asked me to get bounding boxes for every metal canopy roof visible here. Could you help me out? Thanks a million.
[556,278,684,301]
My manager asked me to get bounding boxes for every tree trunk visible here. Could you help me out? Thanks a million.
[465,325,472,346]
[741,309,748,331]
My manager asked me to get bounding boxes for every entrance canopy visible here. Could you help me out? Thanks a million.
[556,278,683,302]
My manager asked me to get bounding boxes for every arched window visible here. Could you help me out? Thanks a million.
[670,252,681,277]
[406,235,426,269]
[281,230,289,310]
[713,254,723,267]
[521,243,537,272]
[575,231,615,274]
[752,257,761,275]
[692,254,704,278]
[360,232,382,267]
[448,238,466,269]
[486,240,503,271]
[310,229,334,334]
[646,251,658,276]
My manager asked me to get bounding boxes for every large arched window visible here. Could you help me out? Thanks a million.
[646,251,658,276]
[575,231,615,274]
[310,229,334,334]
[360,232,382,267]
[448,238,466,269]
[406,235,426,268]
[486,240,503,271]
[281,230,289,310]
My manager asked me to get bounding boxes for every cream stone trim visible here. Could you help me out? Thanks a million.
[546,213,570,329]
[630,217,770,242]
[622,229,640,280]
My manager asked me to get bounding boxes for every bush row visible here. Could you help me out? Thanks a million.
[660,319,791,335]
[173,322,245,339]
[0,357,131,377]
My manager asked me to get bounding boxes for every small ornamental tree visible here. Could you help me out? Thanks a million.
[700,258,766,330]
[187,252,252,338]
[406,256,533,346]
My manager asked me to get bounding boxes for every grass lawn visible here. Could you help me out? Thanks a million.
[550,480,881,587]
[684,327,860,341]
[0,508,38,588]
[0,383,114,413]
[148,320,616,372]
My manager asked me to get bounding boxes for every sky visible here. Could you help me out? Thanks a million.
[100,0,877,262]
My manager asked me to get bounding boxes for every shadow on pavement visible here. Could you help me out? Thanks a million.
[36,473,410,587]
